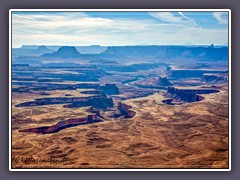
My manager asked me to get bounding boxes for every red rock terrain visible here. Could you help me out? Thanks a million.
[11,84,228,169]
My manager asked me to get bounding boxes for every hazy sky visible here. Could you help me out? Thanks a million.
[11,11,229,48]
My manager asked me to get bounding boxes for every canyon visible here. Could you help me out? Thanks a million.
[18,102,136,134]
[11,44,229,169]
[19,115,101,134]
[163,87,220,104]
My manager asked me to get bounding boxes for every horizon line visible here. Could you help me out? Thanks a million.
[13,44,228,48]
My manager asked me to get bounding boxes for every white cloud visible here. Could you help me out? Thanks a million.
[148,12,183,24]
[11,12,228,47]
[213,12,228,24]
[12,14,35,20]
[178,12,198,27]
[148,12,198,27]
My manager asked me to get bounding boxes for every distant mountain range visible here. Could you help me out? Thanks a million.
[12,45,54,58]
[13,44,229,62]
[42,46,82,59]
[17,45,107,54]
[100,45,228,61]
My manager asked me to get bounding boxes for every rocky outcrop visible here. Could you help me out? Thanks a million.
[81,90,103,95]
[36,45,54,53]
[18,101,136,134]
[156,76,173,86]
[15,95,101,107]
[162,99,175,105]
[42,46,82,59]
[88,107,101,116]
[19,115,100,134]
[132,76,172,90]
[75,84,119,95]
[202,74,228,84]
[169,69,228,79]
[13,82,120,95]
[63,97,114,110]
[78,84,119,95]
[114,102,136,118]
[15,94,114,110]
[100,84,120,95]
[12,86,30,93]
[12,46,54,58]
[164,87,219,104]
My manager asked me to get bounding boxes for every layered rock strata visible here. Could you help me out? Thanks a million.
[12,83,120,95]
[202,74,228,84]
[164,87,219,104]
[15,95,114,110]
[114,102,136,118]
[19,115,100,134]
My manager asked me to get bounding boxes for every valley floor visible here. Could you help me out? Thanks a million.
[11,84,229,169]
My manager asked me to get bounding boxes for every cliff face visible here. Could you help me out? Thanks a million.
[156,76,173,86]
[19,115,100,134]
[81,90,103,95]
[164,87,219,103]
[12,86,30,93]
[169,69,227,79]
[12,45,54,58]
[16,95,114,110]
[18,101,137,134]
[117,102,136,118]
[63,97,114,110]
[13,82,119,96]
[202,74,228,84]
[75,84,120,95]
[99,84,120,95]
[167,87,219,95]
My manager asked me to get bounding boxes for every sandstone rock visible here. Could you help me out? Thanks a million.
[164,87,219,104]
[156,76,173,86]
[202,74,228,84]
[19,115,101,134]
[117,102,136,118]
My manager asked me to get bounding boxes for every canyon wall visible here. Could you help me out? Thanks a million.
[202,74,228,84]
[63,97,114,110]
[117,102,136,118]
[13,83,120,95]
[18,102,136,134]
[19,115,100,134]
[156,76,173,86]
[169,69,228,79]
[16,95,114,110]
[164,87,219,103]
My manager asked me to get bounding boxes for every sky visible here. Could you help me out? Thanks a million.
[11,11,229,48]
